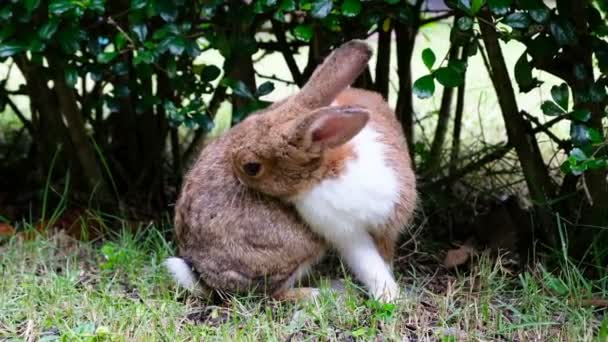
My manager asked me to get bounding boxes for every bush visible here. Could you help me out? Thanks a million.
[0,0,606,259]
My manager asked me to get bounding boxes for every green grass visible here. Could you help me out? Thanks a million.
[1,220,605,341]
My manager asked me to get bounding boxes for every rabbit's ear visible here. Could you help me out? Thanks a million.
[295,40,372,109]
[289,106,369,150]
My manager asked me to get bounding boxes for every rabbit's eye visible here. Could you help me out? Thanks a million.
[243,162,262,177]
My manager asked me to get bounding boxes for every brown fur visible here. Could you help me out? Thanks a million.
[230,41,417,266]
[175,116,326,296]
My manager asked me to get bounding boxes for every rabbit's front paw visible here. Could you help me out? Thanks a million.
[371,279,400,303]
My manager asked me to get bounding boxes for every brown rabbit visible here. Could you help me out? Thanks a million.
[165,109,327,300]
[230,40,417,302]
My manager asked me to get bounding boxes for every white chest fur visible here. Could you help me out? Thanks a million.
[291,126,399,242]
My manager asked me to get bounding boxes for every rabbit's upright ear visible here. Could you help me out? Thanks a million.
[295,40,372,109]
[288,106,369,150]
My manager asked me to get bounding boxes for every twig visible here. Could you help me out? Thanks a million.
[5,96,34,134]
[426,143,514,189]
[271,21,304,87]
[521,111,570,151]
[107,17,137,48]
[419,11,455,26]
[254,71,296,85]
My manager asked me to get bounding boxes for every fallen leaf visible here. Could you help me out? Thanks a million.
[0,223,15,237]
[444,243,476,269]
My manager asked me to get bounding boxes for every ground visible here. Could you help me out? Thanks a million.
[1,221,604,341]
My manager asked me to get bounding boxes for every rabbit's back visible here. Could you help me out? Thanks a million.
[175,123,324,294]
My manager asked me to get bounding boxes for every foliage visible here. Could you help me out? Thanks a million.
[414,0,608,177]
[0,0,607,257]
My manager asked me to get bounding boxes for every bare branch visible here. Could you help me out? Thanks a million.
[271,21,304,87]
[5,96,34,135]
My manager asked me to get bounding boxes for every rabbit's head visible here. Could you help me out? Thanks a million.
[229,40,373,199]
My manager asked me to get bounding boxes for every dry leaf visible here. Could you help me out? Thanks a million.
[444,244,475,269]
[0,223,15,237]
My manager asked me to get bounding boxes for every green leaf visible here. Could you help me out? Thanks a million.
[527,35,558,60]
[57,28,82,54]
[589,128,603,144]
[279,0,296,11]
[503,12,531,29]
[570,123,590,146]
[64,65,78,88]
[529,7,550,23]
[49,0,76,15]
[341,0,361,17]
[97,51,118,64]
[311,0,333,18]
[550,83,569,110]
[131,0,147,10]
[25,0,42,13]
[514,52,538,93]
[570,109,591,122]
[569,148,587,161]
[38,18,60,40]
[294,24,313,42]
[434,66,464,87]
[471,0,486,14]
[541,101,565,116]
[115,32,127,50]
[586,159,607,170]
[465,41,478,57]
[133,49,155,64]
[384,0,400,3]
[155,0,178,22]
[223,79,255,99]
[200,65,221,82]
[456,0,485,14]
[413,75,436,99]
[421,48,436,70]
[549,19,578,46]
[256,81,275,97]
[167,37,186,55]
[457,17,473,31]
[0,23,16,43]
[132,24,148,42]
[487,0,512,15]
[0,42,25,58]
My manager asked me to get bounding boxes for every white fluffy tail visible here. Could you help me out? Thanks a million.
[164,257,204,294]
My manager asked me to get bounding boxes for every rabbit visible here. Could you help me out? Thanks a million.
[164,105,327,300]
[229,40,417,302]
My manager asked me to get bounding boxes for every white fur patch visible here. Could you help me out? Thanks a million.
[164,257,199,291]
[291,126,400,301]
[292,126,399,241]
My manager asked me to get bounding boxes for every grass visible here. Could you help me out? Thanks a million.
[1,218,606,341]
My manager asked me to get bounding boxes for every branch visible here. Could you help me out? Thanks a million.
[255,71,296,85]
[426,143,514,189]
[271,20,304,87]
[5,95,34,134]
[257,40,308,52]
[419,11,455,26]
[521,111,570,151]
